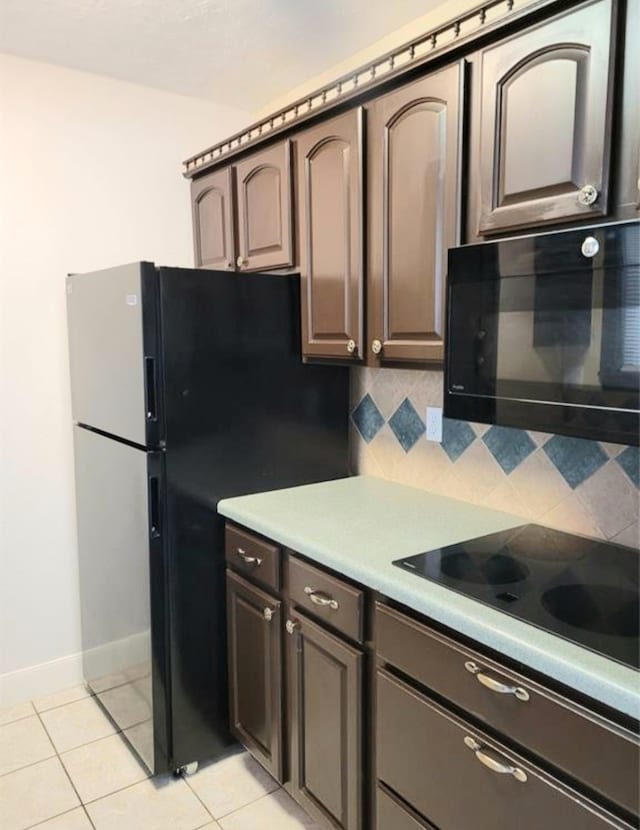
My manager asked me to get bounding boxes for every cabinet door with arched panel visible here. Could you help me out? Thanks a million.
[368,63,463,365]
[296,109,364,361]
[235,141,293,271]
[475,0,615,235]
[191,167,235,270]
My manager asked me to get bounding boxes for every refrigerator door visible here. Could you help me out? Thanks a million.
[73,425,170,774]
[158,267,349,768]
[67,262,162,447]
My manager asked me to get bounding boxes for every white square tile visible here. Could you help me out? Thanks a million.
[33,686,90,713]
[0,714,55,776]
[40,696,117,753]
[540,494,605,540]
[186,751,279,819]
[611,520,639,549]
[0,757,80,830]
[61,732,149,803]
[218,789,321,830]
[30,808,94,829]
[97,682,151,731]
[577,462,640,539]
[86,776,211,830]
[0,700,34,726]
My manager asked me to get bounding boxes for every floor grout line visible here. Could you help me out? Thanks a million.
[181,773,218,823]
[23,805,87,830]
[34,708,97,829]
[0,751,58,780]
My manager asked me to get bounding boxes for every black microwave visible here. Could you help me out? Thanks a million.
[445,221,639,446]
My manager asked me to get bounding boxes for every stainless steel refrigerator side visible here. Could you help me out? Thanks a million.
[66,263,149,447]
[71,425,170,773]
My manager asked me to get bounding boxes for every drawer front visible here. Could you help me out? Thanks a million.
[225,524,280,592]
[376,603,639,816]
[377,786,435,830]
[288,556,364,642]
[377,669,630,830]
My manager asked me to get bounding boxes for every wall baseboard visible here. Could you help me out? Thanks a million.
[0,652,84,707]
[0,631,150,707]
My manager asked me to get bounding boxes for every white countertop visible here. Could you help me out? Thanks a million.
[219,475,640,719]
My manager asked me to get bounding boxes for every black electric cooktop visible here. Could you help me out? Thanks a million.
[393,524,639,670]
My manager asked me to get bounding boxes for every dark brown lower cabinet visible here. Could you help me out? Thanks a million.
[226,570,283,781]
[376,669,633,830]
[287,611,363,830]
[377,785,435,830]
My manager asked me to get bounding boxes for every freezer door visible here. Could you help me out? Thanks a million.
[73,425,169,774]
[67,262,161,447]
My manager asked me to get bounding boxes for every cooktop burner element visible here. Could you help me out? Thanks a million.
[393,524,639,670]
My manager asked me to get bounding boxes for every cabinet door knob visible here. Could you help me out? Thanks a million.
[578,184,598,206]
[263,607,274,622]
[285,619,299,635]
[237,255,248,268]
[371,339,382,355]
[346,339,357,354]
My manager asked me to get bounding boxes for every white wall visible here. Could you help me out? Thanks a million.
[0,53,249,704]
[253,0,536,119]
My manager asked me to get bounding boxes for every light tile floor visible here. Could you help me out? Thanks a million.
[0,687,321,830]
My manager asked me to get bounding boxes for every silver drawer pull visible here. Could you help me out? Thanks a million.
[464,736,527,783]
[464,661,530,702]
[304,586,339,610]
[236,548,263,567]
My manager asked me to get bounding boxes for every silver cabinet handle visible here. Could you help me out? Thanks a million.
[578,184,598,206]
[464,661,530,702]
[285,619,299,635]
[464,736,527,782]
[346,339,357,354]
[237,255,249,267]
[263,607,274,622]
[304,586,339,610]
[236,548,263,567]
[371,339,382,355]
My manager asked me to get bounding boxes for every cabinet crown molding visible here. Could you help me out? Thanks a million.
[183,0,559,179]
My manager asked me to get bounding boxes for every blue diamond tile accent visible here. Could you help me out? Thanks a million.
[543,435,608,489]
[441,418,476,462]
[616,446,639,487]
[482,425,536,474]
[351,393,384,444]
[389,398,425,453]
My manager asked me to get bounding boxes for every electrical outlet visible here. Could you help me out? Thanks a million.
[426,407,443,442]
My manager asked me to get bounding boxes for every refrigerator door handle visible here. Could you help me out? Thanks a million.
[149,476,161,538]
[145,356,158,422]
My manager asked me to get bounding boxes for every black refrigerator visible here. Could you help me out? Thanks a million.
[66,263,350,775]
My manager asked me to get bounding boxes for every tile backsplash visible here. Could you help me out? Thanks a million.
[350,367,639,549]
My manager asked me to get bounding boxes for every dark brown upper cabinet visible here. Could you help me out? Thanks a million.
[226,570,283,781]
[367,63,463,365]
[287,611,363,830]
[295,109,364,361]
[191,167,235,270]
[235,141,294,272]
[474,0,615,235]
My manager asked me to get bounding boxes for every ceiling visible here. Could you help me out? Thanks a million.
[0,0,448,111]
